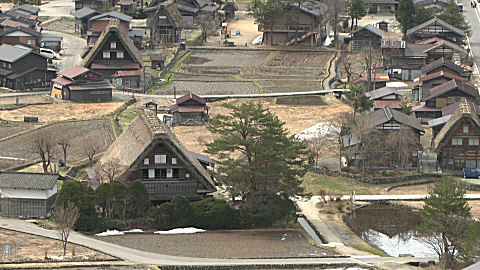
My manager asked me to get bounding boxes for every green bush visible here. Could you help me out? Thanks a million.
[240,192,296,228]
[127,180,150,218]
[191,198,240,229]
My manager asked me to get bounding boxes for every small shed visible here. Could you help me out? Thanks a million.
[377,20,389,32]
[170,92,209,126]
[41,34,63,52]
[112,70,142,89]
[118,0,136,13]
[150,54,166,69]
[352,24,385,51]
[221,1,238,20]
[0,172,59,218]
[128,29,147,48]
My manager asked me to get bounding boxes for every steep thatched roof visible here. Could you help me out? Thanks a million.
[95,109,216,191]
[432,100,480,150]
[148,0,183,28]
[82,18,143,68]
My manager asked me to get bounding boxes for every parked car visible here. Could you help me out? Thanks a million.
[462,168,480,178]
[40,48,60,60]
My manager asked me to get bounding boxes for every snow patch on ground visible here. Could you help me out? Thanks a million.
[296,122,340,141]
[95,230,125,236]
[123,229,144,233]
[386,82,408,88]
[154,227,206,234]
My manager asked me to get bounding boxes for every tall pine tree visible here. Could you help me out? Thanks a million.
[346,0,367,30]
[439,0,471,43]
[206,102,310,203]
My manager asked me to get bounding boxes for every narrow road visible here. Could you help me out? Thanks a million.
[0,217,436,267]
[460,0,480,77]
[44,31,87,72]
[39,0,74,17]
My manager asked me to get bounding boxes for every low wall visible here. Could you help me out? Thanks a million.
[311,168,442,185]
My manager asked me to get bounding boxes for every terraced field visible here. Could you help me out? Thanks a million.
[154,49,335,95]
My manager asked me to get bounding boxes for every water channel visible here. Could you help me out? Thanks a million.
[344,204,437,257]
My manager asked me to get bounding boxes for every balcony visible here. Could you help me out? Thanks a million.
[143,181,198,194]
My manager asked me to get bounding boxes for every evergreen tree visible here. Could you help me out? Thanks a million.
[345,84,372,118]
[439,0,471,43]
[346,0,367,30]
[206,102,310,204]
[127,180,150,219]
[420,178,472,268]
[253,0,285,45]
[396,0,433,37]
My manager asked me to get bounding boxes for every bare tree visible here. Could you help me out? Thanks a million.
[387,128,422,169]
[57,135,70,166]
[324,0,346,49]
[33,132,56,173]
[99,158,123,183]
[53,202,79,256]
[83,142,99,165]
[343,54,353,83]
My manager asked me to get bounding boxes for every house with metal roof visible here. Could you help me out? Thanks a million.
[170,92,209,126]
[93,108,216,201]
[0,172,58,218]
[412,69,469,101]
[340,106,424,168]
[364,0,398,14]
[352,24,386,51]
[365,86,403,110]
[51,65,113,102]
[406,17,466,44]
[0,26,42,48]
[0,44,55,91]
[72,7,99,36]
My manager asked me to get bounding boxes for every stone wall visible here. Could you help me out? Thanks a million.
[311,168,442,185]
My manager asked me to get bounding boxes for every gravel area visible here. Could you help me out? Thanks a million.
[183,50,269,67]
[0,120,114,163]
[93,229,336,259]
[155,81,259,95]
[43,17,75,32]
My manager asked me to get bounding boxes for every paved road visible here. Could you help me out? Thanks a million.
[44,31,87,72]
[39,0,74,17]
[460,0,480,77]
[0,217,436,267]
[311,194,480,202]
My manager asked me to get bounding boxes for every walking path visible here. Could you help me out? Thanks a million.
[0,217,435,267]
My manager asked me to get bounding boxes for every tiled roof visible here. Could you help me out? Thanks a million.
[0,26,41,37]
[373,99,403,109]
[423,79,480,101]
[176,92,206,105]
[353,24,386,38]
[365,86,400,100]
[0,44,32,62]
[359,106,424,132]
[0,172,58,190]
[60,65,90,79]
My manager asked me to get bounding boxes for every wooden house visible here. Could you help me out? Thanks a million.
[0,172,58,218]
[87,11,132,44]
[146,0,183,45]
[352,24,385,51]
[170,93,209,126]
[41,34,63,52]
[412,70,468,101]
[0,44,55,91]
[365,86,402,110]
[258,1,327,47]
[221,1,238,20]
[7,5,40,17]
[72,7,99,36]
[413,79,480,123]
[351,72,390,90]
[82,18,143,80]
[432,100,480,172]
[0,26,41,48]
[413,0,449,14]
[364,0,398,14]
[112,70,141,89]
[420,57,471,78]
[429,100,480,138]
[0,19,32,32]
[150,54,166,68]
[146,0,215,28]
[128,29,146,48]
[382,36,468,80]
[51,65,113,102]
[118,0,136,13]
[94,109,217,201]
[405,17,465,44]
[340,106,424,168]
[74,0,112,12]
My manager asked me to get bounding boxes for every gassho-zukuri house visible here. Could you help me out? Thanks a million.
[93,109,216,201]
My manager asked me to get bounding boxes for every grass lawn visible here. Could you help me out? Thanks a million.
[117,107,139,131]
[301,172,388,195]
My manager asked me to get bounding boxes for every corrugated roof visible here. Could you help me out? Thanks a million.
[365,86,400,100]
[0,44,32,62]
[176,92,206,105]
[0,172,58,190]
[423,79,480,101]
[71,7,98,19]
[69,80,113,90]
[373,99,403,109]
[90,11,132,22]
[60,65,90,79]
[358,106,424,132]
[353,24,386,38]
[428,114,451,128]
[0,26,41,37]
[421,57,466,75]
[406,17,465,38]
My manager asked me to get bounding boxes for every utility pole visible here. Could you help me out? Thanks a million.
[367,41,372,92]
[142,65,146,94]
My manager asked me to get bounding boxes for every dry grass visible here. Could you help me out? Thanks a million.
[0,229,114,262]
[0,102,124,122]
[174,96,352,154]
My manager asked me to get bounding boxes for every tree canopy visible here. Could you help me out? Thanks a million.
[206,102,310,203]
[439,0,471,41]
[345,84,372,117]
[345,0,367,30]
[396,0,433,37]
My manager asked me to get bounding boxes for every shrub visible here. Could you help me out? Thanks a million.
[151,195,193,229]
[240,192,296,228]
[127,180,150,218]
[191,198,240,229]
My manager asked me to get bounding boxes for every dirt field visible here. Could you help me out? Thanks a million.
[0,120,115,164]
[173,96,351,154]
[0,228,114,262]
[0,94,53,105]
[0,102,124,122]
[0,121,38,140]
[94,229,336,259]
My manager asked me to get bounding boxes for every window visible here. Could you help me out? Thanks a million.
[155,154,166,164]
[142,169,148,179]
[116,51,124,59]
[7,63,11,69]
[103,51,110,59]
[155,169,161,179]
[161,169,167,178]
[464,125,469,134]
[173,168,179,178]
[186,173,190,178]
[144,158,149,165]
[148,169,155,179]
[27,39,35,45]
[167,168,172,178]
[469,138,479,146]
[110,42,116,49]
[171,157,177,165]
[452,137,463,146]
